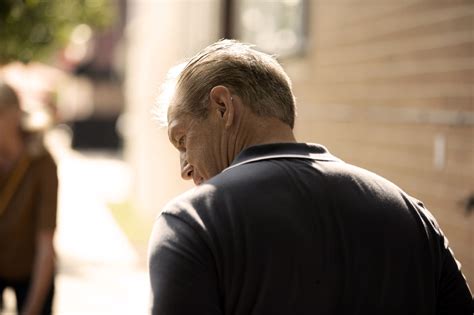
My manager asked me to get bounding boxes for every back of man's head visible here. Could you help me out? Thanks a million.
[174,39,296,128]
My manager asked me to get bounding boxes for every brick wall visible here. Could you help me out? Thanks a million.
[289,0,474,287]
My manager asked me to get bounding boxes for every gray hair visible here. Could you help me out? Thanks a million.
[153,62,187,127]
[157,39,297,128]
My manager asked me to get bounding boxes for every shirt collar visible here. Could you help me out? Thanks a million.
[224,142,341,173]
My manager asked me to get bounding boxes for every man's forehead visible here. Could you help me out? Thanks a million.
[167,117,180,143]
[167,103,191,138]
[166,88,186,122]
[167,101,178,122]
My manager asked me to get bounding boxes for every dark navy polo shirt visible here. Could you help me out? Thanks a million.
[149,143,472,314]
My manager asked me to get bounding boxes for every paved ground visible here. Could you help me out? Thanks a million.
[2,129,151,314]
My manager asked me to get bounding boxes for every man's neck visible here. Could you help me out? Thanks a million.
[230,115,296,162]
[247,118,296,146]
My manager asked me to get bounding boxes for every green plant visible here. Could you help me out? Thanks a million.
[108,200,154,245]
[0,0,112,64]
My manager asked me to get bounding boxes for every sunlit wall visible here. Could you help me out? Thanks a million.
[124,0,221,215]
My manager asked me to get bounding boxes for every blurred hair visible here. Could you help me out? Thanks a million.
[0,80,20,112]
[0,80,51,144]
[0,80,47,155]
[166,39,297,128]
[153,62,187,127]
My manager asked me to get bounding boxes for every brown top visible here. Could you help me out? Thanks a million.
[0,149,58,280]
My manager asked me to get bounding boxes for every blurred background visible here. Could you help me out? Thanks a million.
[0,0,472,313]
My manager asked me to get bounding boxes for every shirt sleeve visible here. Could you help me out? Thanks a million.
[436,230,473,314]
[35,153,58,231]
[148,212,222,315]
[415,200,473,314]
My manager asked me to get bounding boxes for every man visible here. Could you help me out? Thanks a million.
[148,40,472,314]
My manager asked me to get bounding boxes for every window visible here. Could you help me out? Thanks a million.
[224,0,308,57]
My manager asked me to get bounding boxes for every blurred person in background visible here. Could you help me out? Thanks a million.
[0,81,57,315]
[148,40,472,314]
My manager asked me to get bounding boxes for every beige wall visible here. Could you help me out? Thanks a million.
[288,0,473,288]
[124,0,221,215]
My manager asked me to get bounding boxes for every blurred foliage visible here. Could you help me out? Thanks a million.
[108,200,153,245]
[0,0,113,64]
[108,200,154,266]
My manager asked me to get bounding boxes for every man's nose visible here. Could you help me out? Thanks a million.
[180,157,193,180]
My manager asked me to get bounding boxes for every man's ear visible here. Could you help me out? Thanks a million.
[209,85,234,128]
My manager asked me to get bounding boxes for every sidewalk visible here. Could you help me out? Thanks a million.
[51,130,150,314]
[0,130,151,315]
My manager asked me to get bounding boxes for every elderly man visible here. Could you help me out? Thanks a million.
[148,40,472,314]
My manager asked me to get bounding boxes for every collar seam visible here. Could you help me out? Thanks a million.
[224,153,340,173]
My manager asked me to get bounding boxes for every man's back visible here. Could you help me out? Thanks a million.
[149,143,472,314]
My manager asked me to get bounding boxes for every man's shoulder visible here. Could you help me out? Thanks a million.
[158,184,216,225]
[158,164,267,227]
[162,151,330,216]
